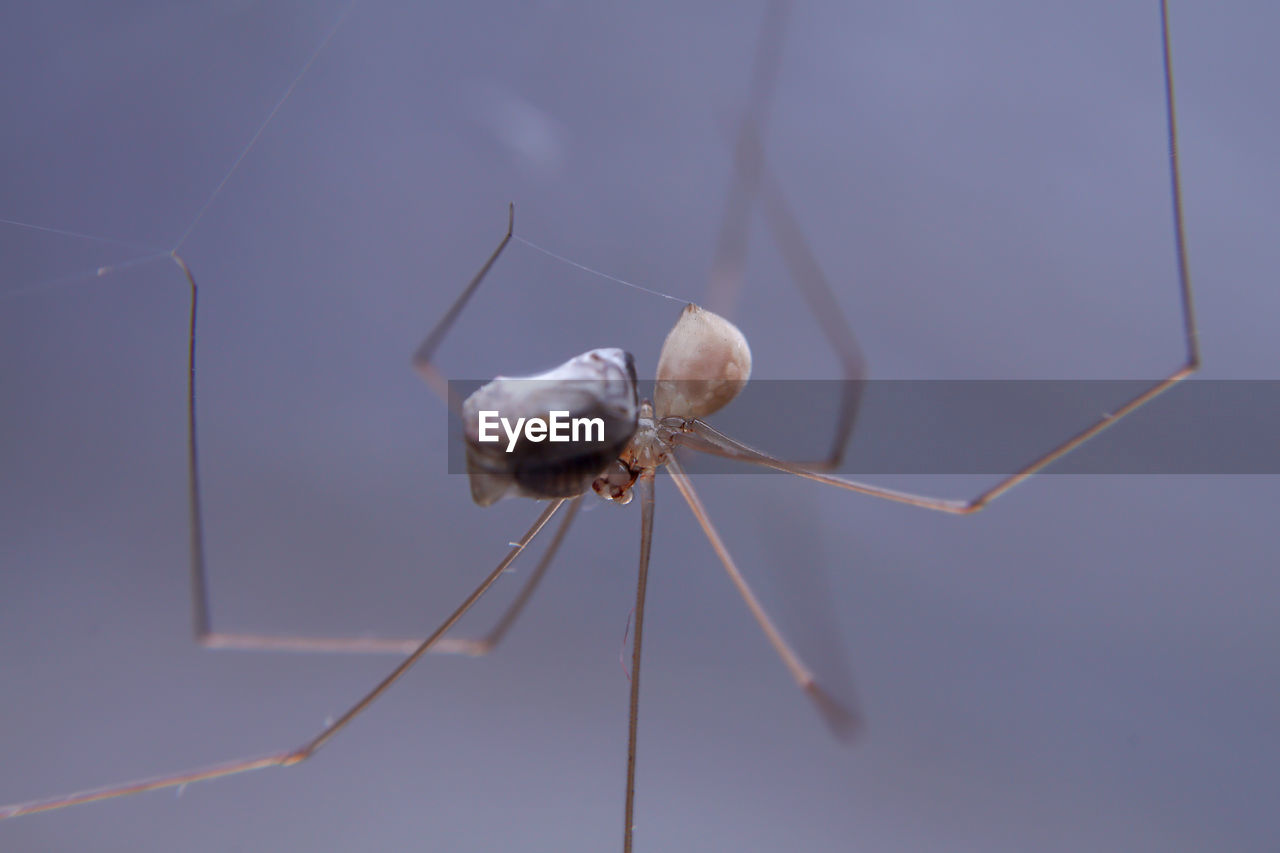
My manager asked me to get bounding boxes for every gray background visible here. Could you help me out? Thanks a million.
[2,2,1277,851]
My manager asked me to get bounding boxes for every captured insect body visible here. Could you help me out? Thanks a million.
[462,348,640,505]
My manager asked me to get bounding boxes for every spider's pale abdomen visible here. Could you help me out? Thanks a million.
[654,304,751,421]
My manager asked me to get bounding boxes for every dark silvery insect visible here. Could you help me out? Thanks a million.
[462,348,639,505]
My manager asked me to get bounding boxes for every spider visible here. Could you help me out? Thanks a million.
[1,2,1199,851]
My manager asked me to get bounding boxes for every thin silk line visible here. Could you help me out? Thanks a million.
[170,0,359,253]
[514,235,688,304]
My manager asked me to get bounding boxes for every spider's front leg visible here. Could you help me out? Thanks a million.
[194,204,572,657]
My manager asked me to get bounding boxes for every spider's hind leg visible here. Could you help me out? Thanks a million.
[705,0,867,471]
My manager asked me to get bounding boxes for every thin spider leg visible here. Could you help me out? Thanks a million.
[676,419,968,512]
[199,496,583,657]
[437,494,583,656]
[680,369,1191,515]
[665,457,860,738]
[742,118,867,470]
[175,252,211,645]
[623,470,656,853]
[0,499,566,821]
[184,207,542,657]
[678,0,1197,511]
[706,0,866,470]
[705,0,789,317]
[412,203,516,415]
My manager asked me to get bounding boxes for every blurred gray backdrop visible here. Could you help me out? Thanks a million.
[2,2,1277,851]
